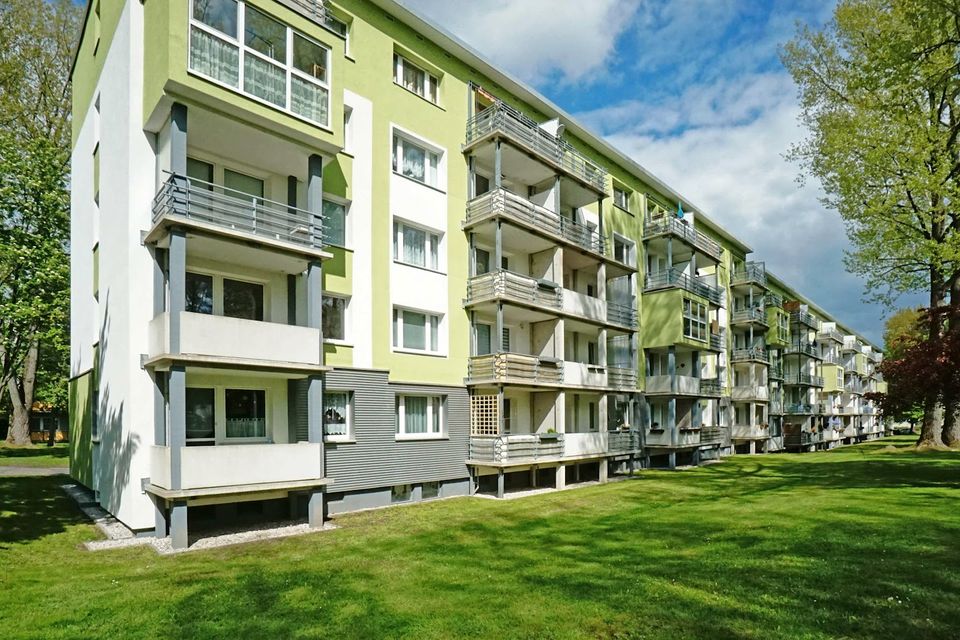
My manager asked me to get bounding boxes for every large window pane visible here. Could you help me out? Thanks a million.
[185,388,215,441]
[190,26,240,87]
[225,389,266,438]
[193,0,238,37]
[324,392,348,436]
[404,396,427,434]
[223,278,263,321]
[399,138,425,182]
[402,310,426,350]
[293,34,328,82]
[243,54,286,107]
[244,5,286,63]
[322,296,345,341]
[322,200,346,246]
[402,225,426,266]
[223,169,264,199]
[291,76,329,125]
[401,59,424,95]
[186,157,213,189]
[185,272,214,315]
[475,324,491,356]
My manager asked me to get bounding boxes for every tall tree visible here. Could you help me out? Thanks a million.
[783,0,960,446]
[0,0,80,444]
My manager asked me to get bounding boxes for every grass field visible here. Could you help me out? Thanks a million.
[0,442,69,468]
[0,436,957,639]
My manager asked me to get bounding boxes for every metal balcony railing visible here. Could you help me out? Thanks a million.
[731,307,768,325]
[785,373,825,387]
[822,352,843,366]
[606,299,637,328]
[785,403,814,414]
[709,332,725,351]
[465,189,606,256]
[608,430,642,452]
[153,173,324,249]
[700,378,723,396]
[842,337,864,352]
[700,426,728,446]
[465,270,562,310]
[730,262,767,288]
[768,364,784,379]
[790,311,820,329]
[465,102,608,193]
[817,328,844,343]
[467,353,563,385]
[764,292,784,308]
[469,434,564,463]
[731,347,770,364]
[642,216,722,262]
[607,367,639,390]
[644,268,723,305]
[785,342,821,359]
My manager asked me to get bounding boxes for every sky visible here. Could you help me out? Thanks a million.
[400,0,918,346]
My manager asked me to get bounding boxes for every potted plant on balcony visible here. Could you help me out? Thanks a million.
[539,429,561,441]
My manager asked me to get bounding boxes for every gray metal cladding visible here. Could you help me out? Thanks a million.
[323,368,470,493]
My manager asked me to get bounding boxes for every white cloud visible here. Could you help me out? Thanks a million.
[399,0,640,85]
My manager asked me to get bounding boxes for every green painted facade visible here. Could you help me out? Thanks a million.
[822,364,844,393]
[68,373,94,488]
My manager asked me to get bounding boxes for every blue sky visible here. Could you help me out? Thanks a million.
[402,0,919,345]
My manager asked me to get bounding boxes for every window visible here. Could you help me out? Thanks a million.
[393,134,440,187]
[392,484,412,502]
[393,308,441,353]
[589,402,598,431]
[394,220,440,270]
[475,248,490,275]
[223,278,264,321]
[224,388,266,438]
[185,388,216,442]
[683,298,707,342]
[613,186,630,211]
[223,168,263,201]
[501,327,511,352]
[324,391,351,438]
[185,272,214,314]
[187,157,214,189]
[422,481,440,500]
[614,236,635,266]
[476,323,491,356]
[322,295,347,341]
[394,54,438,103]
[503,398,512,434]
[323,199,347,246]
[189,0,331,126]
[395,395,444,438]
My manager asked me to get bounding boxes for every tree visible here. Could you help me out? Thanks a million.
[0,0,80,445]
[875,307,926,430]
[783,0,960,447]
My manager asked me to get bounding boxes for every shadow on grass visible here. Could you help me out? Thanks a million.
[0,476,86,549]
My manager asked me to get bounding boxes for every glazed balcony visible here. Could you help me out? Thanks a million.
[790,310,820,329]
[731,347,770,364]
[730,262,768,288]
[464,189,606,257]
[467,353,563,386]
[784,342,821,359]
[464,102,608,194]
[644,268,723,306]
[149,174,325,258]
[731,307,768,327]
[643,216,722,262]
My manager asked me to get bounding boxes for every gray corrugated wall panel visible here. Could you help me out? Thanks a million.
[324,369,470,493]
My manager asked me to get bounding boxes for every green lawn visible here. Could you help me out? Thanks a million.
[0,442,69,468]
[1,436,957,639]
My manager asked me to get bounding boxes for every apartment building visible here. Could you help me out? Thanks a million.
[68,0,886,548]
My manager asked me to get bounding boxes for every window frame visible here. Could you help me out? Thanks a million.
[183,268,269,322]
[184,384,270,444]
[224,387,267,440]
[393,218,443,272]
[322,194,350,248]
[395,394,446,440]
[323,390,353,441]
[391,130,444,190]
[322,293,350,344]
[392,306,443,355]
[682,297,708,342]
[612,233,636,267]
[393,53,440,104]
[613,185,631,212]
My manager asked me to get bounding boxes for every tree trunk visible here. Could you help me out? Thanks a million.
[4,339,39,446]
[943,405,960,447]
[918,270,947,447]
[918,395,945,447]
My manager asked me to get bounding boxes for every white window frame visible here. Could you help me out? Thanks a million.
[187,0,333,129]
[322,293,350,344]
[393,218,443,272]
[683,298,708,342]
[183,268,270,321]
[613,233,636,267]
[391,130,444,190]
[323,390,353,441]
[322,194,351,248]
[185,384,271,445]
[393,53,439,104]
[613,186,631,212]
[392,306,443,355]
[395,394,445,440]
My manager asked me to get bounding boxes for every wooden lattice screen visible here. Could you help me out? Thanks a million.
[470,395,499,436]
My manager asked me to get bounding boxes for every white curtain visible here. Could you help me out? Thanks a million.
[402,143,426,182]
[190,27,240,87]
[292,76,329,125]
[403,226,426,267]
[405,397,428,433]
[244,54,285,107]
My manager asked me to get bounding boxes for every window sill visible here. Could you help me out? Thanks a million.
[392,260,447,277]
[392,170,447,195]
[393,81,445,111]
[324,437,355,444]
[613,203,634,216]
[392,348,447,358]
[395,435,448,442]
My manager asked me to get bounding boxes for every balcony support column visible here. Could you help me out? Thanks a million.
[169,365,186,491]
[494,220,503,275]
[666,237,673,270]
[468,155,476,199]
[553,176,561,215]
[308,153,325,247]
[497,469,505,499]
[168,229,186,354]
[556,464,566,489]
[597,196,604,250]
[599,459,608,484]
[497,386,505,436]
[170,500,188,550]
[169,103,188,216]
[494,141,502,189]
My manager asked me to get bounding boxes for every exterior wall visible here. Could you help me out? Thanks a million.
[68,373,94,488]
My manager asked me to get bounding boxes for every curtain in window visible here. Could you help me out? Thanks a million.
[403,311,426,350]
[291,76,329,124]
[244,54,286,107]
[324,393,348,436]
[403,225,426,266]
[190,27,240,87]
[405,397,427,433]
[402,143,426,182]
[402,61,424,95]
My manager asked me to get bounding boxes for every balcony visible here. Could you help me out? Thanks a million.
[844,380,864,395]
[606,299,638,329]
[562,362,608,388]
[764,293,784,309]
[730,262,768,288]
[149,174,325,258]
[769,364,784,380]
[468,430,641,464]
[709,332,725,351]
[700,378,723,396]
[822,352,843,366]
[608,367,639,391]
[731,347,770,364]
[700,426,729,447]
[644,268,723,306]
[145,311,324,373]
[785,403,815,415]
[732,385,769,402]
[785,373,825,387]
[818,328,844,343]
[464,189,607,257]
[731,307,768,326]
[467,353,563,386]
[732,424,770,440]
[643,217,722,262]
[464,102,608,193]
[842,337,864,353]
[646,375,711,396]
[790,311,820,329]
[149,442,325,493]
[465,270,562,313]
[784,342,821,359]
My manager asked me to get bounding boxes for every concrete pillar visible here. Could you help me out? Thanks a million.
[168,366,185,490]
[556,464,566,489]
[170,500,188,550]
[530,466,537,488]
[494,141,502,188]
[308,490,325,528]
[553,175,561,214]
[599,460,609,484]
[497,469,505,498]
[749,440,756,455]
[692,448,701,466]
[668,452,677,470]
[153,498,167,539]
[168,230,186,354]
[308,154,325,247]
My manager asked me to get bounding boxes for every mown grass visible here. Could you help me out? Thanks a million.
[0,436,957,639]
[0,442,68,468]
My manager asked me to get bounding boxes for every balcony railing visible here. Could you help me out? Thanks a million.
[785,342,821,358]
[643,216,722,262]
[465,189,606,256]
[732,384,769,401]
[731,347,770,364]
[467,353,563,385]
[768,364,784,379]
[785,373,824,387]
[608,430,642,453]
[700,426,728,446]
[465,270,562,311]
[842,337,864,352]
[764,293,784,308]
[608,367,638,390]
[709,332,725,351]
[606,299,637,328]
[153,174,324,250]
[465,102,608,193]
[731,262,767,288]
[785,403,814,414]
[817,328,844,343]
[700,378,723,396]
[731,307,768,325]
[644,268,723,305]
[469,434,564,463]
[790,311,820,329]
